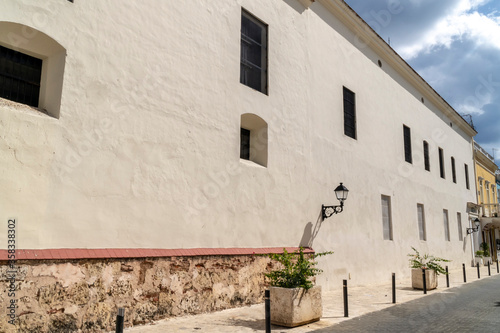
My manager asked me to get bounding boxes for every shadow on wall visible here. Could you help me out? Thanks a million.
[299,211,324,248]
[282,0,308,14]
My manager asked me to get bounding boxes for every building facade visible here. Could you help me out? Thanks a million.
[473,143,500,261]
[0,0,478,331]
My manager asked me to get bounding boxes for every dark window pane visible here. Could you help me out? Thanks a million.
[451,157,456,183]
[240,128,250,160]
[439,148,445,178]
[465,164,470,189]
[240,10,267,94]
[0,45,42,107]
[403,125,412,163]
[343,88,356,139]
[423,141,430,171]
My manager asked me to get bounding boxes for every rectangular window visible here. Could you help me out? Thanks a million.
[343,87,356,139]
[423,141,430,171]
[439,148,445,179]
[0,45,42,107]
[240,128,250,160]
[240,9,268,94]
[443,209,450,241]
[465,164,470,189]
[457,212,463,241]
[381,195,393,241]
[451,157,456,183]
[417,204,426,241]
[403,125,412,163]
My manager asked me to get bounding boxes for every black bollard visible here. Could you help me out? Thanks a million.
[446,266,449,288]
[488,261,491,276]
[265,289,271,333]
[392,273,396,304]
[115,308,125,333]
[343,279,349,317]
[422,268,427,294]
[497,260,499,274]
[463,263,467,283]
[477,262,480,279]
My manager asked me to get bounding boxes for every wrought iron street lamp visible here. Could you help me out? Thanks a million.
[466,218,481,235]
[322,183,349,219]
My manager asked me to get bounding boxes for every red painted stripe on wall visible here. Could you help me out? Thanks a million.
[0,247,314,261]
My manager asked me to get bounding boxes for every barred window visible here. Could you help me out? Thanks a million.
[403,125,412,163]
[423,141,430,171]
[0,45,42,107]
[240,128,250,160]
[439,148,445,179]
[240,9,268,94]
[343,87,356,139]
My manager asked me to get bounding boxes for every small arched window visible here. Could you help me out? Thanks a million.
[240,113,268,167]
[0,22,66,118]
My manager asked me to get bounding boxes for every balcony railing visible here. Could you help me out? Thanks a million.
[481,203,500,218]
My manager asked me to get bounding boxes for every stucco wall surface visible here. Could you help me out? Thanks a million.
[0,0,477,289]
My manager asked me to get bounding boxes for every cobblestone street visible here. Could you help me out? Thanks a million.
[313,274,500,333]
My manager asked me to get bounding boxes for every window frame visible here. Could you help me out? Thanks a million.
[381,195,393,241]
[439,147,445,179]
[240,9,268,94]
[451,156,456,183]
[403,125,412,164]
[343,87,356,139]
[465,164,470,189]
[423,141,430,171]
[417,203,426,241]
[443,209,450,241]
[240,127,251,160]
[457,212,463,241]
[0,45,43,108]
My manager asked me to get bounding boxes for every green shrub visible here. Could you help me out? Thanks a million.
[408,247,450,275]
[265,247,333,290]
[480,242,490,257]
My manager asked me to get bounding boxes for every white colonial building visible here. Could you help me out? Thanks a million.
[0,0,478,331]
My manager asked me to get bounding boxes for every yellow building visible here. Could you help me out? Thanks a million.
[474,142,500,261]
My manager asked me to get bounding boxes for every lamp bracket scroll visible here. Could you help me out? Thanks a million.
[322,202,344,219]
[322,183,349,220]
[466,218,481,235]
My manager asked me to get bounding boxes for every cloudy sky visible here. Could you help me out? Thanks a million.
[344,0,500,163]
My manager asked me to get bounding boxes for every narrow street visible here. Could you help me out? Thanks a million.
[313,275,500,333]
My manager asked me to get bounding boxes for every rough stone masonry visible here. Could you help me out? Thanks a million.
[0,255,274,332]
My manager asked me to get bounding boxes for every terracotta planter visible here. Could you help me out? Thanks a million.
[270,286,322,327]
[411,268,438,290]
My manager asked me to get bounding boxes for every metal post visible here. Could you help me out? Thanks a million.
[265,289,271,333]
[392,273,396,304]
[115,308,125,333]
[497,260,499,274]
[422,269,427,294]
[488,261,491,276]
[343,279,348,317]
[445,266,449,288]
[477,262,480,279]
[463,263,466,283]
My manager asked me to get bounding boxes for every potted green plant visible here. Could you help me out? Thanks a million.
[264,247,332,327]
[408,247,449,290]
[480,242,491,266]
[475,250,484,266]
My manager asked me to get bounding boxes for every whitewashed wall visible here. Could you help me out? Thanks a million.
[0,0,477,288]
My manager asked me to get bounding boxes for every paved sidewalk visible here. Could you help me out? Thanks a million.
[122,264,498,332]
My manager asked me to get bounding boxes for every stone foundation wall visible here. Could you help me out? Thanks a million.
[0,254,274,332]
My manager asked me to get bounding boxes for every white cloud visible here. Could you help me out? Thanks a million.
[398,0,500,59]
